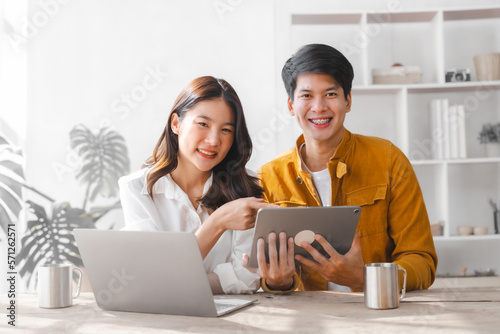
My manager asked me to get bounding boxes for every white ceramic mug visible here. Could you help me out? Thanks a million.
[38,263,83,308]
[364,263,407,310]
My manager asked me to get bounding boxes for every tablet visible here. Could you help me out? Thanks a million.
[249,206,361,268]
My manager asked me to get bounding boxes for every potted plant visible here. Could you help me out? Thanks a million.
[478,122,500,157]
[4,124,130,290]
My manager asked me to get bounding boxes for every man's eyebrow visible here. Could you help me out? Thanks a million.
[297,85,339,92]
[196,115,235,127]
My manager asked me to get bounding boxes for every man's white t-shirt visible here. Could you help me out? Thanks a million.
[299,143,351,293]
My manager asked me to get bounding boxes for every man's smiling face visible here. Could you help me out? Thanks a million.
[288,72,351,148]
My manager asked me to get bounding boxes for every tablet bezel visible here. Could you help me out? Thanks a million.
[249,206,361,268]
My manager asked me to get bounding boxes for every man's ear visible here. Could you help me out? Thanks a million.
[287,97,295,116]
[171,113,180,134]
[346,92,352,113]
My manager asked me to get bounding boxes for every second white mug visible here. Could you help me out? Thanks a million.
[38,263,83,309]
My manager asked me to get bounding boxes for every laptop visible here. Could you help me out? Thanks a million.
[73,229,257,317]
[249,206,361,267]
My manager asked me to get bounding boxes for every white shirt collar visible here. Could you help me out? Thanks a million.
[140,172,213,211]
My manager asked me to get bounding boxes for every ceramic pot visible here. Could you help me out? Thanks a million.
[485,143,500,157]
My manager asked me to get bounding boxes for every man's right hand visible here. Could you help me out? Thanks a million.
[242,231,296,290]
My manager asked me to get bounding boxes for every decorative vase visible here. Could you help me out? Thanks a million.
[485,143,500,157]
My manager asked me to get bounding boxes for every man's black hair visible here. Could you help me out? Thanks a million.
[281,44,354,101]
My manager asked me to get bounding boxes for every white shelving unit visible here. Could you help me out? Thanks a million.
[276,3,500,277]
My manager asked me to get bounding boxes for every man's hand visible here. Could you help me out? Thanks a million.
[295,232,364,290]
[242,232,296,290]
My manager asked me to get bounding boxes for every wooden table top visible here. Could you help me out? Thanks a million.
[2,287,500,333]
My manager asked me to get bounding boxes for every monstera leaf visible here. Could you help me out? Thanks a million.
[70,124,130,210]
[16,201,94,286]
[0,135,24,239]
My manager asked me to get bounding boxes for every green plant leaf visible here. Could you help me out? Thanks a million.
[0,135,25,239]
[69,124,130,209]
[478,122,500,144]
[16,200,95,287]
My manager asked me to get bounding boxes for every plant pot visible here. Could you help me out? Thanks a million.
[474,53,500,81]
[485,143,500,157]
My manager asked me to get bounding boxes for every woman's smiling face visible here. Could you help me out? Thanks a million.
[171,98,235,174]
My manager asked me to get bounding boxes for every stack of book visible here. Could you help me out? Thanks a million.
[429,99,467,160]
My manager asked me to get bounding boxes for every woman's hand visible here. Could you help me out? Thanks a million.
[210,197,277,231]
[196,197,277,259]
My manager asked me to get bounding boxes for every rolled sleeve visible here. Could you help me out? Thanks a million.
[213,262,260,294]
[213,229,260,294]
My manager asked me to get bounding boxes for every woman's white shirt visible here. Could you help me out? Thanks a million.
[118,168,260,294]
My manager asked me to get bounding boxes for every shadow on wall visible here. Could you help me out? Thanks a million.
[0,123,130,290]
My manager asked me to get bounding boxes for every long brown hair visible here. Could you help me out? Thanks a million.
[144,76,262,210]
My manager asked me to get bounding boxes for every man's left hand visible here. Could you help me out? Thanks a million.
[295,232,364,290]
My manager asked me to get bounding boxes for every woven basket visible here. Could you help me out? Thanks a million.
[372,66,421,84]
[474,53,500,81]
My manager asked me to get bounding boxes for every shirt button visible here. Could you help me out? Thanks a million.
[297,176,302,184]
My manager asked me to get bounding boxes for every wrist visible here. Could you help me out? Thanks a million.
[346,268,364,292]
[205,212,226,235]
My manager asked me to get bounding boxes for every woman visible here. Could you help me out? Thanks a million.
[119,76,273,294]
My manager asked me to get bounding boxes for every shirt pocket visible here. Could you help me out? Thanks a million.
[346,184,388,236]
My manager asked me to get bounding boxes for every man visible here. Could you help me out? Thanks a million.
[247,44,437,293]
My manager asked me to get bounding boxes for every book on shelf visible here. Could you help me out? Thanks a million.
[457,105,467,159]
[429,99,467,160]
[430,99,443,160]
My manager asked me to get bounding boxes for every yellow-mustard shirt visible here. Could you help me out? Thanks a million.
[259,130,438,292]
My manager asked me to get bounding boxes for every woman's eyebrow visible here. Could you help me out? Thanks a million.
[196,115,235,127]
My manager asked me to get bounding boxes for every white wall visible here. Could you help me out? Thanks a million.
[2,0,278,293]
[25,0,276,209]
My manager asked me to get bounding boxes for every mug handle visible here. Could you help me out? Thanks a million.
[398,266,407,300]
[73,266,84,299]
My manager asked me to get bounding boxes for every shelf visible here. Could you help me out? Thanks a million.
[291,13,362,25]
[366,11,437,23]
[352,81,500,93]
[447,157,500,164]
[292,8,500,24]
[281,2,500,278]
[411,160,443,165]
[432,276,500,289]
[443,10,500,82]
[412,157,500,165]
[434,235,500,241]
[443,7,500,21]
[351,86,403,94]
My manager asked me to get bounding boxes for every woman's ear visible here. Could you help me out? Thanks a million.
[171,113,180,135]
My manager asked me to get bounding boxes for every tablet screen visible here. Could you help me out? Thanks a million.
[249,206,361,267]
